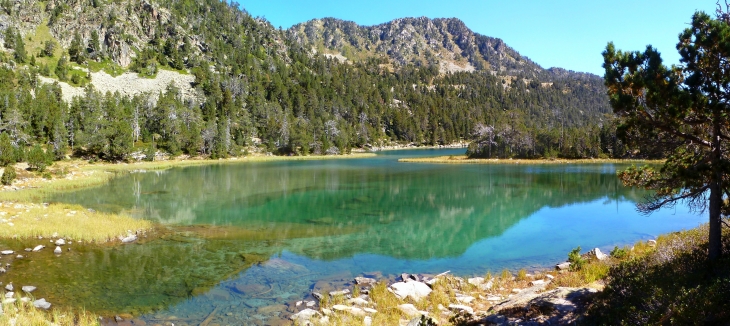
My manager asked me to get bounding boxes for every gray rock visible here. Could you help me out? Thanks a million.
[389,281,432,301]
[329,289,350,297]
[15,255,21,259]
[289,308,319,321]
[33,298,51,310]
[53,246,62,254]
[23,248,31,252]
[354,276,377,286]
[21,286,36,293]
[406,317,426,326]
[32,245,44,252]
[0,268,5,273]
[363,307,377,314]
[5,284,12,291]
[0,250,13,255]
[585,248,608,261]
[311,292,323,300]
[556,262,571,270]
[347,297,368,306]
[448,304,474,315]
[400,273,419,282]
[397,304,422,317]
[530,280,547,286]
[467,277,485,285]
[121,235,137,243]
[54,239,65,246]
[4,292,13,298]
[455,293,475,303]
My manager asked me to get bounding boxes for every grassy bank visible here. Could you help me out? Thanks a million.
[0,202,151,242]
[399,155,662,165]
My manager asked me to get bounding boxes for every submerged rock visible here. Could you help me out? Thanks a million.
[55,239,65,246]
[354,276,377,286]
[21,286,36,293]
[32,245,44,252]
[0,250,13,255]
[53,246,62,254]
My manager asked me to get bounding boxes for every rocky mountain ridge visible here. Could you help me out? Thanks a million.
[288,16,590,81]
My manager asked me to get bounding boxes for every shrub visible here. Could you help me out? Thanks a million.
[1,166,15,185]
[568,246,586,271]
[27,144,51,172]
[610,246,628,259]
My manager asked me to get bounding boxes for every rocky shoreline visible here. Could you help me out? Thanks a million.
[285,268,601,326]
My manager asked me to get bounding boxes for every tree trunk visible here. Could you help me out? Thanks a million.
[709,181,722,261]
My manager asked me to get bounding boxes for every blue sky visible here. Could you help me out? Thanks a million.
[238,0,716,76]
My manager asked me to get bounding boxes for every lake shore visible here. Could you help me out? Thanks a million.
[399,155,663,165]
[0,152,376,202]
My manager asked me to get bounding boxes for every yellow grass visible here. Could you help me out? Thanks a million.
[0,153,376,202]
[0,296,99,326]
[399,155,663,165]
[0,202,151,242]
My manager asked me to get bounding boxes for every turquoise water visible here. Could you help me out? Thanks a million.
[6,149,704,324]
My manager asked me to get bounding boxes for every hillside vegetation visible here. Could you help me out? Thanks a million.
[0,0,626,165]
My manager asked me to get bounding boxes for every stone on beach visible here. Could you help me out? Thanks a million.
[397,304,424,317]
[389,281,432,301]
[556,262,571,270]
[449,304,474,315]
[289,308,319,322]
[584,248,608,261]
[33,298,51,310]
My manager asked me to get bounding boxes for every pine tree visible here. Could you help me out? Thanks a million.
[603,10,730,260]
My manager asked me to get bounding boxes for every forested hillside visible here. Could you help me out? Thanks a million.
[0,0,629,167]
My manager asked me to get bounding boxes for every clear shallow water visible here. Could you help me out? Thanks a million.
[2,150,706,324]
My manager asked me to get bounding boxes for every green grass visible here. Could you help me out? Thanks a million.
[87,59,125,76]
[158,64,189,75]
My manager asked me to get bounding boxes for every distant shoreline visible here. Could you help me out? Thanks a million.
[398,155,663,165]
